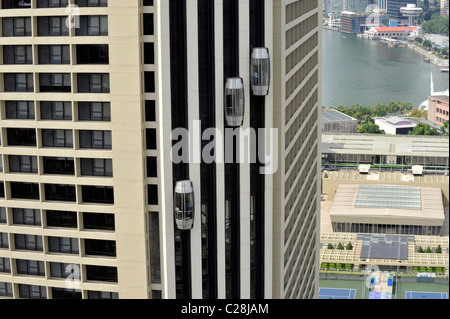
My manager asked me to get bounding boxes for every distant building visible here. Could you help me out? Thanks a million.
[365,25,418,38]
[440,0,449,16]
[329,184,445,236]
[324,0,344,16]
[341,11,389,34]
[341,11,369,33]
[322,109,358,133]
[374,117,417,134]
[428,95,450,126]
[343,0,370,12]
[387,0,418,25]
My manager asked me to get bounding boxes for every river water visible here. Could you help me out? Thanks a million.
[322,29,450,108]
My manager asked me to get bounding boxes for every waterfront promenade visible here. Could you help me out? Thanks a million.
[406,42,449,68]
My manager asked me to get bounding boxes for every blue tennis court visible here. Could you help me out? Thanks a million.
[405,291,448,299]
[319,288,356,299]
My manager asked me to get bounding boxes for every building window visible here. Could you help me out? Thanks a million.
[3,45,32,64]
[79,130,112,149]
[5,101,35,119]
[12,208,41,226]
[46,210,77,228]
[0,207,6,224]
[75,0,108,7]
[10,182,40,200]
[40,101,72,120]
[37,0,69,7]
[3,73,33,92]
[81,185,114,204]
[9,155,38,173]
[76,44,109,64]
[39,73,71,92]
[78,102,110,121]
[2,17,31,37]
[14,234,43,251]
[7,128,36,146]
[144,71,155,92]
[84,239,116,257]
[42,129,73,148]
[146,128,157,150]
[76,15,108,36]
[0,257,10,273]
[51,288,82,299]
[37,16,69,36]
[83,212,115,231]
[80,158,113,177]
[44,184,76,202]
[145,100,156,121]
[18,284,47,299]
[144,42,154,64]
[50,262,80,279]
[146,157,157,177]
[77,73,110,93]
[43,157,75,175]
[143,13,154,35]
[48,236,79,254]
[149,212,161,284]
[148,184,158,205]
[38,45,70,64]
[0,233,9,249]
[88,291,118,299]
[16,259,45,276]
[2,0,32,9]
[86,265,117,282]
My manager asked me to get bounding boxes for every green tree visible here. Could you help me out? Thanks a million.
[336,242,344,250]
[421,15,449,35]
[425,246,432,253]
[358,120,385,134]
[409,109,428,118]
[415,37,424,44]
[418,246,424,253]
[346,242,353,250]
[422,40,432,48]
[408,122,439,135]
[440,120,449,136]
[327,243,334,249]
[435,245,442,254]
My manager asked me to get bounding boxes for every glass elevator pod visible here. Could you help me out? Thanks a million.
[174,180,195,230]
[250,47,270,96]
[224,77,245,127]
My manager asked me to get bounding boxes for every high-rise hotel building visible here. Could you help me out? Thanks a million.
[0,0,322,299]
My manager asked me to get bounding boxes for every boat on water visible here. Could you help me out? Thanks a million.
[441,68,449,73]
[424,58,430,62]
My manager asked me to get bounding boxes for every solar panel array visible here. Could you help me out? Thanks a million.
[355,185,422,210]
[359,234,411,260]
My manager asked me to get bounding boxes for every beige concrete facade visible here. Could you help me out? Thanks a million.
[271,0,322,299]
[0,0,148,299]
[1,0,323,300]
